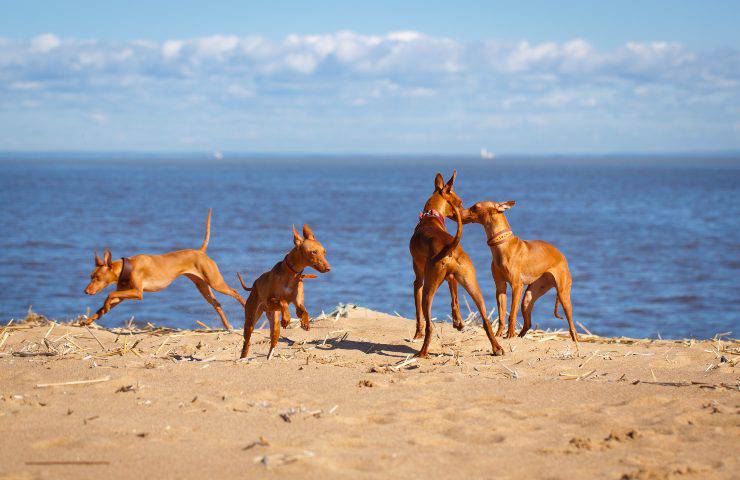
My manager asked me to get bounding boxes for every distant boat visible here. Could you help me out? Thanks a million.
[212,150,223,160]
[480,148,495,160]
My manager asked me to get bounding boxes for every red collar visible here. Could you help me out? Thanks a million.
[487,229,513,246]
[419,209,446,229]
[283,257,303,277]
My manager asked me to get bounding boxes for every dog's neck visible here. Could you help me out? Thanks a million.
[109,259,124,280]
[483,215,516,249]
[423,193,451,219]
[283,248,308,276]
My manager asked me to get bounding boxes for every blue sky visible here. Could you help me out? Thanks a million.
[1,0,739,153]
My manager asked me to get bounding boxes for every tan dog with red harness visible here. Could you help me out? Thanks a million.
[461,201,579,341]
[409,171,504,357]
[236,224,330,359]
[83,209,244,329]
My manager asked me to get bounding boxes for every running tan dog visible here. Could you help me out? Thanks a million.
[83,209,245,329]
[461,201,578,341]
[409,171,504,357]
[236,224,330,359]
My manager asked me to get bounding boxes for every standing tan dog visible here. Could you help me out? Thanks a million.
[409,171,504,357]
[461,201,578,341]
[236,224,330,359]
[83,209,245,329]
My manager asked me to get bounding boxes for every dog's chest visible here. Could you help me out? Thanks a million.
[275,283,296,300]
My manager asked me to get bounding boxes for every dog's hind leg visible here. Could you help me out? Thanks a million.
[412,261,424,339]
[556,273,579,342]
[201,257,246,306]
[240,294,262,358]
[455,270,504,356]
[186,274,232,330]
[520,273,555,337]
[419,265,445,357]
[266,310,280,359]
[448,275,464,331]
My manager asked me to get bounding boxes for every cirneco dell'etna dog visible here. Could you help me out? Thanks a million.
[236,224,330,359]
[409,171,504,357]
[83,209,245,329]
[461,201,579,341]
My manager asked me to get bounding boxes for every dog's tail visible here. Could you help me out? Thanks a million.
[199,208,212,251]
[432,203,462,262]
[236,272,252,291]
[553,297,563,319]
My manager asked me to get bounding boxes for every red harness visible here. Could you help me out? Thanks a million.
[419,209,446,229]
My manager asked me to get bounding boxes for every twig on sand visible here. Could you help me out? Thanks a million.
[577,321,593,336]
[43,322,56,339]
[36,375,112,388]
[389,355,417,372]
[500,362,519,379]
[155,335,173,357]
[84,325,107,351]
[0,331,10,351]
[195,321,211,330]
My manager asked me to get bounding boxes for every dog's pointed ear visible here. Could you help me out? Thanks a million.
[302,224,315,240]
[434,173,444,191]
[495,201,516,212]
[292,225,303,246]
[103,249,112,267]
[94,251,103,267]
[445,169,457,188]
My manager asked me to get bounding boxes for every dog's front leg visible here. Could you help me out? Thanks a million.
[295,304,310,330]
[293,282,310,331]
[507,283,523,338]
[84,289,142,325]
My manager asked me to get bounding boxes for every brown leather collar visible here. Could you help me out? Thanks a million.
[487,229,513,246]
[283,257,303,277]
[117,257,133,288]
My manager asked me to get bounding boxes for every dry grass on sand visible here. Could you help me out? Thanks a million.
[1,306,738,479]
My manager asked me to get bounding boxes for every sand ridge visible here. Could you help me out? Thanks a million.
[0,307,738,479]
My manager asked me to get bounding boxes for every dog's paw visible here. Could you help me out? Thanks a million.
[492,348,505,356]
[412,330,424,340]
[300,322,310,331]
[452,322,464,332]
[505,330,517,339]
[415,351,430,359]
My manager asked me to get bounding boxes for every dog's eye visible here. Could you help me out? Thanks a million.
[310,250,317,255]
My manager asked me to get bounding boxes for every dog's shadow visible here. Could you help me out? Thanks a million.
[281,336,417,358]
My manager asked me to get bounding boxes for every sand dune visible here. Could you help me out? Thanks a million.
[0,307,737,479]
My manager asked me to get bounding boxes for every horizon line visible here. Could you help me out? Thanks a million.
[2,149,740,159]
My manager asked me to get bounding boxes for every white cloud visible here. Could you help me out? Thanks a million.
[87,111,108,125]
[30,33,60,53]
[0,31,738,152]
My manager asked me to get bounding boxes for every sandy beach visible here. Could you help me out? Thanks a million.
[1,307,737,479]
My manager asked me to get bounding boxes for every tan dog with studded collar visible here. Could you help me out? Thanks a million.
[461,201,578,341]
